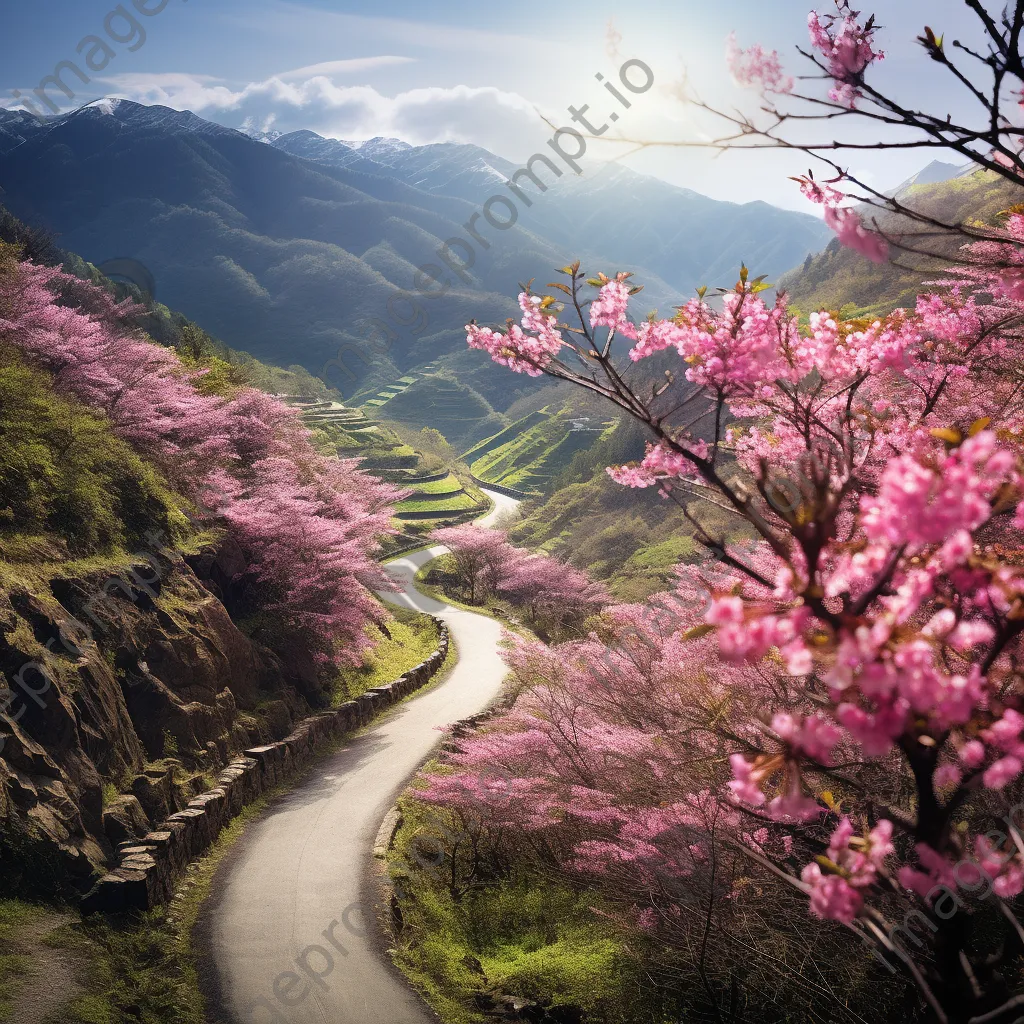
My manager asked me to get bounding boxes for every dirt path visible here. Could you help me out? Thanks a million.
[4,908,83,1024]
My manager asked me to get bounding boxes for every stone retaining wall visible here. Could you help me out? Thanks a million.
[81,619,451,915]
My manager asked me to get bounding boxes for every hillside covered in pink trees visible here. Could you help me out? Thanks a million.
[0,244,404,667]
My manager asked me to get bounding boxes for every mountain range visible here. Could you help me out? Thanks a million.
[0,99,831,442]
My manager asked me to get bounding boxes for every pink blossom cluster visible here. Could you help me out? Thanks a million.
[589,275,638,340]
[895,831,1024,905]
[628,288,800,399]
[726,32,795,94]
[823,205,889,263]
[958,212,1024,305]
[861,431,1015,549]
[606,439,708,488]
[793,172,846,207]
[708,596,812,675]
[801,817,894,923]
[466,292,566,376]
[807,2,884,108]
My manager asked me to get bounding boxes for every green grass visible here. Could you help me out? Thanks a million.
[0,343,190,559]
[0,894,207,1024]
[406,473,464,496]
[396,493,480,513]
[395,513,484,535]
[624,533,698,569]
[332,606,441,702]
[0,901,41,1022]
[388,802,676,1024]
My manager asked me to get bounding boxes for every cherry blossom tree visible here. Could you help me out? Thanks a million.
[418,587,903,1019]
[494,549,609,635]
[431,523,607,635]
[0,244,404,669]
[424,7,1024,1019]
[457,168,1024,1024]
[430,524,516,604]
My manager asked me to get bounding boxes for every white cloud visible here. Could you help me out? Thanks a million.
[274,57,416,81]
[97,69,554,159]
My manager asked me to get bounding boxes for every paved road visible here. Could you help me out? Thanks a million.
[198,490,518,1024]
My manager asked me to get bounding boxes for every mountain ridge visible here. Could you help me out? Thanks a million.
[0,101,831,438]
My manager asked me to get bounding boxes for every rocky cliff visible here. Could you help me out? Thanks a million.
[0,539,324,895]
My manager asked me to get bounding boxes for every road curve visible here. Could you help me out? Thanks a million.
[197,489,518,1024]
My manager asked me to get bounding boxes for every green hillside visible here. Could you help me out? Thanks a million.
[780,169,1024,317]
[466,408,619,495]
[367,373,507,449]
[355,362,440,410]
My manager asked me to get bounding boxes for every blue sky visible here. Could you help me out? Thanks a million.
[2,1,998,210]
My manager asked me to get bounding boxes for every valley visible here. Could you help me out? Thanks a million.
[3,5,1024,1020]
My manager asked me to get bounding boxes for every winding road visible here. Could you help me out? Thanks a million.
[197,489,520,1024]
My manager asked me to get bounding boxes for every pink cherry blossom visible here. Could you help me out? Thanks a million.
[726,32,795,94]
[824,205,889,263]
[807,2,884,108]
[589,276,638,340]
[0,254,403,668]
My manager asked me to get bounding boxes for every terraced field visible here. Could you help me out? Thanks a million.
[353,362,509,449]
[356,363,440,410]
[465,408,618,494]
[395,493,480,513]
[401,472,465,497]
[278,395,490,535]
[460,409,551,466]
[377,375,507,449]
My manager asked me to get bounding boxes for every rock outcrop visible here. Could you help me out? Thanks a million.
[0,542,357,893]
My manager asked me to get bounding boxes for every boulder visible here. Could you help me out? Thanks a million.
[102,794,151,846]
